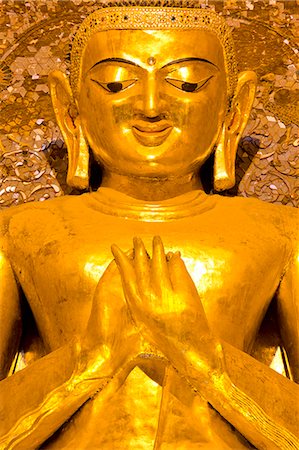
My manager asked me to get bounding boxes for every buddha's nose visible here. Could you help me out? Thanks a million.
[136,73,164,119]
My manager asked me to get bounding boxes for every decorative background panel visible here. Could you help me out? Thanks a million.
[0,0,298,207]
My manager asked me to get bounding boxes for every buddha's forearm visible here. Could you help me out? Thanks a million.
[184,341,299,450]
[208,371,298,450]
[0,341,131,450]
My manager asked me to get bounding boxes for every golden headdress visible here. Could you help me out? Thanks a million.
[70,0,238,99]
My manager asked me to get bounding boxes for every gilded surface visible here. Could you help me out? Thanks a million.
[0,1,298,450]
[0,0,298,205]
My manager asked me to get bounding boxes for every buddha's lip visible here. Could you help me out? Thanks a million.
[132,124,172,147]
[132,120,172,133]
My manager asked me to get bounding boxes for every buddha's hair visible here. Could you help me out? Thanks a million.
[70,0,238,101]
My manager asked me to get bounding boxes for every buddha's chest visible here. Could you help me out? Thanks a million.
[10,211,286,351]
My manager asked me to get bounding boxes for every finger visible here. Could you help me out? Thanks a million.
[152,236,171,292]
[133,237,150,294]
[111,244,141,306]
[126,248,134,260]
[93,259,118,303]
[86,259,119,345]
[100,248,133,283]
[168,253,198,296]
[169,252,208,330]
[96,251,133,296]
[166,251,174,261]
[168,254,209,329]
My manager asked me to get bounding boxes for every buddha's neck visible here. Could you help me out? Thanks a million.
[101,170,203,201]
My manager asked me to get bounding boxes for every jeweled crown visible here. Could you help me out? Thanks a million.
[70,3,238,99]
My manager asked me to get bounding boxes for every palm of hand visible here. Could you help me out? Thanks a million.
[82,256,142,374]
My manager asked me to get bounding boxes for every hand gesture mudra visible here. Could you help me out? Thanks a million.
[112,236,226,385]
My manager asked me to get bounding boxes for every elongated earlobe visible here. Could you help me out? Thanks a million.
[66,117,89,190]
[48,70,89,190]
[214,124,234,191]
[214,71,257,191]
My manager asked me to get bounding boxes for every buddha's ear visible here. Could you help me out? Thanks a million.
[48,70,89,190]
[214,71,257,191]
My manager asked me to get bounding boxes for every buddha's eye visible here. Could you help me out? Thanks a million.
[165,75,213,92]
[91,78,137,93]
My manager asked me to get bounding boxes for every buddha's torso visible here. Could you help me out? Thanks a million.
[1,189,295,449]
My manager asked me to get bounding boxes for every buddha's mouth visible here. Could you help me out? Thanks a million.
[132,120,173,146]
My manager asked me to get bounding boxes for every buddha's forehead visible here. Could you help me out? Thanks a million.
[82,29,225,73]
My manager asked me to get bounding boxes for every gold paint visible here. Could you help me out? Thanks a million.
[0,3,298,450]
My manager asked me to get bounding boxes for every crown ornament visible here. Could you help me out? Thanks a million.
[70,4,238,99]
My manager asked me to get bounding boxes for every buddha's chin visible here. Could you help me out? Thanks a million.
[118,138,191,175]
[130,138,176,163]
[125,143,167,162]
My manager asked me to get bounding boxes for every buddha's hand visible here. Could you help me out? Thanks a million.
[112,236,226,387]
[80,255,141,378]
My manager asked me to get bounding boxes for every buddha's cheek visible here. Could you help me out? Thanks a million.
[160,96,225,165]
[176,99,221,142]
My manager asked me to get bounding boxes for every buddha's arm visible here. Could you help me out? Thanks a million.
[0,249,22,380]
[276,237,299,382]
[184,339,299,450]
[0,341,135,450]
[112,237,299,450]
[177,234,299,449]
[0,253,138,450]
[0,248,98,449]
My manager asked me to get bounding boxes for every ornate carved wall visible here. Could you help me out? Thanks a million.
[0,0,298,207]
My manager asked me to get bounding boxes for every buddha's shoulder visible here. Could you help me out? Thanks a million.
[215,194,297,217]
[213,194,298,239]
[0,195,85,237]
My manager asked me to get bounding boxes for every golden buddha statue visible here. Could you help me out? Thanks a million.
[0,2,298,449]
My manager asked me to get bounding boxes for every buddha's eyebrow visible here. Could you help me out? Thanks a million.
[90,57,140,70]
[162,57,218,69]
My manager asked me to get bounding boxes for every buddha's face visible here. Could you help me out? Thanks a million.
[77,29,227,177]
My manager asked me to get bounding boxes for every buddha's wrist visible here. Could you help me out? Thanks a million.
[180,341,228,393]
[74,339,115,382]
[70,339,138,401]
